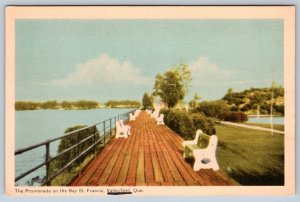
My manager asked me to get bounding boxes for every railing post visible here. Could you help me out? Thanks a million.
[109,118,112,140]
[45,142,50,186]
[77,132,80,157]
[114,116,117,136]
[94,126,97,158]
[103,122,106,146]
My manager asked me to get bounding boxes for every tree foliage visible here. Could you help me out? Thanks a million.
[192,100,230,118]
[142,92,153,109]
[222,86,284,115]
[105,100,140,108]
[188,92,202,108]
[15,100,100,110]
[161,109,216,140]
[153,64,192,108]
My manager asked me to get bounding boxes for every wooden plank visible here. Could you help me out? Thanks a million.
[150,121,176,184]
[136,123,146,186]
[125,118,141,186]
[105,128,133,185]
[70,138,121,186]
[147,120,165,183]
[153,124,194,185]
[96,136,128,185]
[115,120,139,185]
[85,139,124,186]
[163,129,234,185]
[160,128,213,186]
[143,118,155,184]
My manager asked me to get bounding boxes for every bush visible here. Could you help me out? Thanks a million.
[50,125,100,175]
[219,111,248,122]
[190,113,216,135]
[161,109,216,140]
[273,104,284,115]
[193,100,229,118]
[163,109,195,140]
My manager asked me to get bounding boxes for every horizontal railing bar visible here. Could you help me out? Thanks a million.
[15,161,46,182]
[15,108,137,184]
[43,137,104,185]
[15,124,100,155]
[50,132,99,162]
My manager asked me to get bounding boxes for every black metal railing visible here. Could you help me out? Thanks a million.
[14,109,136,186]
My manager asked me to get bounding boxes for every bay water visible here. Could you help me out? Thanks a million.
[15,108,133,186]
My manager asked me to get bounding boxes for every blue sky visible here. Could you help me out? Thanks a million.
[15,20,283,103]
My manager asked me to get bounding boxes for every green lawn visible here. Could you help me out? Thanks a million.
[216,124,284,185]
[243,122,284,131]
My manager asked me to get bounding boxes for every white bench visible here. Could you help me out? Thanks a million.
[115,120,131,138]
[151,109,160,118]
[120,120,131,135]
[134,109,141,117]
[155,114,164,125]
[182,130,219,171]
[129,113,136,121]
[146,109,152,115]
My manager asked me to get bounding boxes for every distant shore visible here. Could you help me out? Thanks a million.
[15,106,139,111]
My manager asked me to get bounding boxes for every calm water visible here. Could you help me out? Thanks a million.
[15,108,133,186]
[247,116,284,125]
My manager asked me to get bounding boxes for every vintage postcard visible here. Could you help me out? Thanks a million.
[5,6,295,196]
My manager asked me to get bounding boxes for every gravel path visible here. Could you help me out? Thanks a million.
[220,121,284,135]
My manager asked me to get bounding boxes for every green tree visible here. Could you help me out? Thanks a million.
[189,93,202,108]
[153,64,192,108]
[142,92,153,109]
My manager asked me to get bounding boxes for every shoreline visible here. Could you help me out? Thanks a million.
[15,107,139,111]
[247,115,283,118]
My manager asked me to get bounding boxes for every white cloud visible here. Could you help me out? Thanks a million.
[52,54,150,86]
[188,57,232,87]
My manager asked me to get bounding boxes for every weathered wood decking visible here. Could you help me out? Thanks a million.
[70,111,238,186]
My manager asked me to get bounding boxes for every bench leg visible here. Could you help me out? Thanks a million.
[183,148,192,159]
[193,152,219,171]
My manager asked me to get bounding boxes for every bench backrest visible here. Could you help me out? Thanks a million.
[116,121,122,131]
[197,134,218,150]
[120,120,124,127]
[197,133,210,148]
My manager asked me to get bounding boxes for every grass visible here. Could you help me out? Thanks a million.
[216,124,284,185]
[243,122,284,131]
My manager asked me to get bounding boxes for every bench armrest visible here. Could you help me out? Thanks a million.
[182,129,203,147]
[182,140,197,147]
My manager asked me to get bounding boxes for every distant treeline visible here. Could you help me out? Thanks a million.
[222,87,284,115]
[15,100,141,110]
[15,100,99,110]
[105,100,140,108]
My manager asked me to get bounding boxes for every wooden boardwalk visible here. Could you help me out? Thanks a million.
[70,111,238,186]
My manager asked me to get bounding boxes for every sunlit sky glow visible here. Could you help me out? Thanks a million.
[16,20,283,103]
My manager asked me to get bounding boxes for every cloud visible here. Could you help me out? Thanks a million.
[188,57,232,87]
[52,54,150,86]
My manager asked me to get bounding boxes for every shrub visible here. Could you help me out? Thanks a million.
[163,109,195,140]
[192,100,230,118]
[190,113,216,135]
[273,104,284,115]
[50,125,100,175]
[161,109,216,140]
[219,111,248,122]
